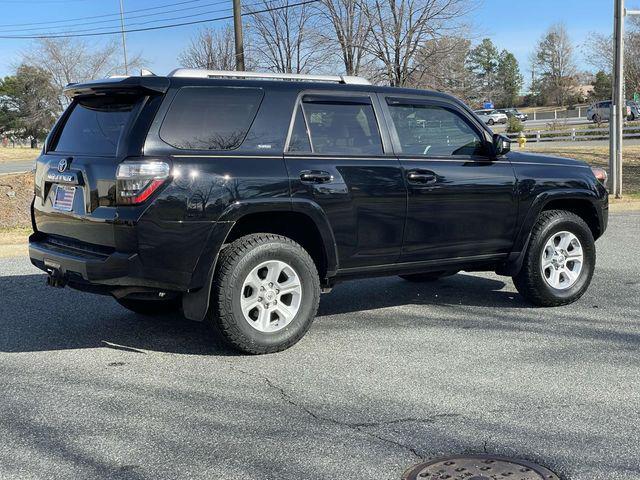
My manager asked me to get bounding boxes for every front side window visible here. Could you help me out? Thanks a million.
[160,87,263,150]
[387,100,485,156]
[300,97,383,155]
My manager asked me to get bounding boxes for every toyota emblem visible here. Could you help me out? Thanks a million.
[57,158,68,173]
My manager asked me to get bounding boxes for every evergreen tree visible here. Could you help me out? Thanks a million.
[495,50,523,107]
[467,38,500,103]
[590,70,611,101]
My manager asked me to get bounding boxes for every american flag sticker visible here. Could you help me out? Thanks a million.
[53,185,76,212]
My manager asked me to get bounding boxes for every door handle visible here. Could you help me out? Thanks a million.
[407,170,437,184]
[300,170,333,184]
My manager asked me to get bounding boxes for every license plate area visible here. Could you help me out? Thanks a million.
[53,185,76,212]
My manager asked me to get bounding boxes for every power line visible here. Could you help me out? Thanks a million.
[0,0,214,28]
[0,0,234,33]
[0,1,245,34]
[0,0,320,39]
[23,2,269,37]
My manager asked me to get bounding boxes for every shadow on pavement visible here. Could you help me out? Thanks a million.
[3,271,635,355]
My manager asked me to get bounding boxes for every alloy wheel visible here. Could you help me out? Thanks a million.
[240,260,302,332]
[540,231,584,290]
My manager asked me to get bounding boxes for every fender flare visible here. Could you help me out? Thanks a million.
[182,198,338,321]
[497,188,602,276]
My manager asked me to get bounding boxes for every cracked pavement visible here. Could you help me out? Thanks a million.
[0,212,639,479]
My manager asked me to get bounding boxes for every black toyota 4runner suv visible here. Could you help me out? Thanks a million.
[29,70,608,354]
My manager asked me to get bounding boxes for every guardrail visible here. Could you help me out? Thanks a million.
[525,107,586,121]
[507,125,640,143]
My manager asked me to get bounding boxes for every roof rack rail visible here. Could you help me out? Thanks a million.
[167,68,371,85]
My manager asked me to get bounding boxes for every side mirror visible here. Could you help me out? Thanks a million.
[493,133,511,156]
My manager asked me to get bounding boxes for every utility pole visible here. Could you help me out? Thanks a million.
[119,0,129,75]
[233,0,245,71]
[611,1,640,198]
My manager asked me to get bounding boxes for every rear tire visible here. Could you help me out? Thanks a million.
[210,233,320,354]
[512,210,595,307]
[116,297,181,315]
[487,119,495,125]
[399,271,458,282]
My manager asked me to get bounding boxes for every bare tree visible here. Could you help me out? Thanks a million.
[316,0,370,75]
[245,0,323,74]
[22,37,144,105]
[178,26,237,71]
[583,17,640,98]
[360,0,474,86]
[411,36,475,102]
[531,23,578,106]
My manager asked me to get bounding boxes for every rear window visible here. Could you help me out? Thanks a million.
[53,95,138,155]
[160,87,264,150]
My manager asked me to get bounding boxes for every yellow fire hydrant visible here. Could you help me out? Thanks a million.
[517,132,527,149]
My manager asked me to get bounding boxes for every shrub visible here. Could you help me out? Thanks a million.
[506,117,524,133]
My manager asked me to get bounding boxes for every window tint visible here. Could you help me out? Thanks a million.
[160,87,263,150]
[288,107,311,153]
[301,98,383,155]
[388,100,484,156]
[53,95,137,155]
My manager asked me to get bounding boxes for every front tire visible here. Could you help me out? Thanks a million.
[210,233,320,354]
[512,210,595,306]
[487,119,495,125]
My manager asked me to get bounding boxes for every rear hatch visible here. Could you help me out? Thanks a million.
[33,77,168,249]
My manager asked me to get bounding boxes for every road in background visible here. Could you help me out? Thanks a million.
[0,212,638,480]
[0,160,33,175]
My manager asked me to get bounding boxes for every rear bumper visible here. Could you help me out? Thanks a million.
[29,234,189,293]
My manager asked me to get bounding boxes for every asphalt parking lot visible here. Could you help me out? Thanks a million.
[0,212,638,480]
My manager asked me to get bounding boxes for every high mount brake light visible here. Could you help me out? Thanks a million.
[116,161,170,205]
[590,167,608,186]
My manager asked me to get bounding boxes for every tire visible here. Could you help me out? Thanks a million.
[512,210,595,307]
[629,113,636,121]
[210,233,321,354]
[593,113,601,124]
[487,119,495,125]
[116,297,181,315]
[399,270,458,282]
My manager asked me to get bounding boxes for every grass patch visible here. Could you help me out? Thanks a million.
[0,226,30,258]
[0,147,40,163]
[524,144,640,197]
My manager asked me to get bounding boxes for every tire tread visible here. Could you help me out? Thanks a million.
[211,233,320,354]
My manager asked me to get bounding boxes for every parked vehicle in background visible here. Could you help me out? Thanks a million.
[586,100,633,123]
[29,69,608,354]
[627,101,640,121]
[496,108,528,121]
[474,109,508,125]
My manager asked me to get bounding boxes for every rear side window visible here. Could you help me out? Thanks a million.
[160,87,263,150]
[300,96,383,155]
[53,95,137,155]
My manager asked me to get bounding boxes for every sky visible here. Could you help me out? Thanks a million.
[0,0,632,82]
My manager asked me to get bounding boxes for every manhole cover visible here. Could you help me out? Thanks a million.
[403,455,560,480]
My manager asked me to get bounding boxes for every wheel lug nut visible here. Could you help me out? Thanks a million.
[269,282,273,287]
[258,297,263,302]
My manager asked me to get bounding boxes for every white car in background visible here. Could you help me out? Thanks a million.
[474,109,508,125]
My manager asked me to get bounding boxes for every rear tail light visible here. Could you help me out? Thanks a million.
[116,160,170,205]
[591,167,608,186]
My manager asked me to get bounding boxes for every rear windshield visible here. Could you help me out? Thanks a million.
[53,95,138,156]
[159,86,264,151]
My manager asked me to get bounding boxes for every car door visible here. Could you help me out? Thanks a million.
[285,91,406,270]
[380,94,518,263]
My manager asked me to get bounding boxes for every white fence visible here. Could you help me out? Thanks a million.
[526,108,587,122]
[507,125,640,143]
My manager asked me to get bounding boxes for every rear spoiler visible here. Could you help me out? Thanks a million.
[63,76,170,98]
